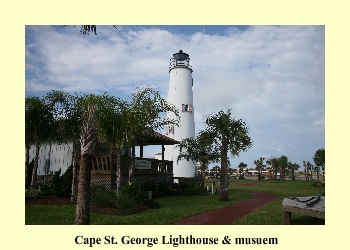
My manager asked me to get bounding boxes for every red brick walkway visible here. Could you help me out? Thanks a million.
[172,191,278,225]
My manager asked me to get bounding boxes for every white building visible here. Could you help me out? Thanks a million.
[28,142,73,175]
[163,50,197,178]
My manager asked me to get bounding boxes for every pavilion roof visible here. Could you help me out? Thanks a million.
[136,130,179,146]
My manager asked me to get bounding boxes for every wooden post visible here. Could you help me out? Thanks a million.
[282,211,291,225]
[162,142,165,171]
[140,141,144,159]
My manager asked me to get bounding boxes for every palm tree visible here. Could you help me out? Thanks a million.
[91,93,128,196]
[177,130,219,189]
[75,104,98,225]
[212,165,221,177]
[25,96,55,189]
[313,148,325,181]
[287,162,300,180]
[203,109,252,201]
[253,157,265,181]
[44,90,82,201]
[303,161,308,180]
[227,167,234,175]
[278,155,288,181]
[306,161,314,180]
[266,157,279,181]
[237,162,247,176]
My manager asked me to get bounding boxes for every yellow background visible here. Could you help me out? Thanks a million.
[1,0,347,249]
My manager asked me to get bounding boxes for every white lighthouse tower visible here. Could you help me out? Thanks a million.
[164,50,197,178]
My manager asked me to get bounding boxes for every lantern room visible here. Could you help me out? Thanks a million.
[169,50,192,72]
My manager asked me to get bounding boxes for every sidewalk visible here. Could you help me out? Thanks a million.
[172,191,278,225]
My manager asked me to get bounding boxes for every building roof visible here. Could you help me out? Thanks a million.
[136,130,179,146]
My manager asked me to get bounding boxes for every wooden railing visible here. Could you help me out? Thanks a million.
[88,155,173,174]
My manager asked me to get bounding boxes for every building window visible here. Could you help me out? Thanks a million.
[182,104,193,113]
[165,125,175,135]
[169,125,174,134]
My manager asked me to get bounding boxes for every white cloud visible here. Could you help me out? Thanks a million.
[25,25,324,168]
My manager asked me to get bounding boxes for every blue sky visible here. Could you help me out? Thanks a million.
[25,25,325,170]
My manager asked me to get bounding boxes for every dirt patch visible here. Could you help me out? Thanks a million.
[25,196,149,216]
[25,196,76,206]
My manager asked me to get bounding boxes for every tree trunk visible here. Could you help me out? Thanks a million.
[25,146,30,187]
[71,140,78,201]
[75,154,92,225]
[200,170,205,189]
[75,104,97,225]
[220,146,228,201]
[30,144,40,189]
[128,146,135,185]
[116,148,122,196]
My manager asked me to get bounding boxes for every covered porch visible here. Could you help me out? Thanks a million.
[89,131,179,189]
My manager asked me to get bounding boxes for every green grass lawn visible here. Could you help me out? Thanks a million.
[25,191,253,225]
[228,178,325,225]
[25,179,325,225]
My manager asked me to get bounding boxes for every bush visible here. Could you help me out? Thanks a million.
[36,183,50,196]
[116,194,139,214]
[59,165,73,197]
[50,169,61,196]
[25,186,42,200]
[123,181,158,206]
[90,185,117,208]
[26,159,35,188]
[123,182,147,205]
[157,180,173,197]
[172,182,204,196]
[48,165,74,197]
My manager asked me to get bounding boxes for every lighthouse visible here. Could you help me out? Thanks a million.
[164,50,197,178]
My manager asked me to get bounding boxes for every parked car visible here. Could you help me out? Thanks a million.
[231,174,237,179]
[238,174,245,179]
[207,174,220,179]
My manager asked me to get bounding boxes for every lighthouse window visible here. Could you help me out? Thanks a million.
[165,125,175,135]
[182,104,193,113]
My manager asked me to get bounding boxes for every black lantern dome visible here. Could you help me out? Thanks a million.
[169,50,192,72]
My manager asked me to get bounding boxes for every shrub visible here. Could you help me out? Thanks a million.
[156,180,173,197]
[172,182,204,196]
[59,165,73,197]
[90,185,117,208]
[36,183,50,196]
[123,182,147,205]
[25,186,42,200]
[116,194,139,214]
[50,169,61,196]
[26,159,35,188]
[123,181,158,206]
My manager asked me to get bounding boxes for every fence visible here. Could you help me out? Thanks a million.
[36,155,174,190]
